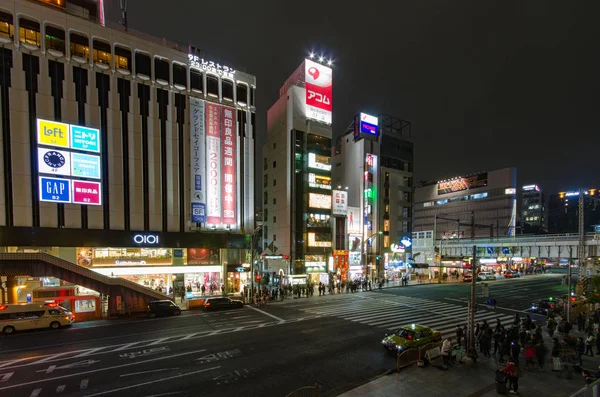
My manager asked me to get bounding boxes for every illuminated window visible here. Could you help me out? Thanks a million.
[423,202,434,207]
[69,32,89,61]
[19,18,40,47]
[114,46,131,72]
[470,192,488,200]
[0,12,13,40]
[92,39,111,65]
[40,0,66,7]
[44,25,64,53]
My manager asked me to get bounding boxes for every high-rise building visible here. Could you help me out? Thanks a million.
[332,113,413,283]
[263,58,333,286]
[414,167,518,240]
[0,0,257,306]
[548,189,599,234]
[520,184,545,234]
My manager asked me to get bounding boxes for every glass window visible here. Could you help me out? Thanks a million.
[273,216,276,223]
[206,75,218,97]
[263,192,268,205]
[45,25,65,53]
[19,18,40,47]
[236,83,248,105]
[0,12,14,40]
[436,199,447,205]
[273,179,276,186]
[69,32,89,60]
[222,79,234,101]
[190,69,203,92]
[263,175,268,188]
[114,46,131,71]
[154,58,170,83]
[263,157,267,170]
[423,202,434,207]
[92,39,111,65]
[418,232,425,239]
[134,52,151,77]
[273,161,276,168]
[470,192,488,200]
[250,86,255,107]
[426,231,433,238]
[173,64,186,87]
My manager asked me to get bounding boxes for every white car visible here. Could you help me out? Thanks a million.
[479,272,496,281]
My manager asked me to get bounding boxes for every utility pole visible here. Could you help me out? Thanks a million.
[120,0,128,31]
[469,245,477,353]
[578,189,585,276]
[567,247,572,323]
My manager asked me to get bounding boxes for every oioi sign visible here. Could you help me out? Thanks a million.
[133,234,159,245]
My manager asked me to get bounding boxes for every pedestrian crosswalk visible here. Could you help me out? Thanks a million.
[297,295,515,343]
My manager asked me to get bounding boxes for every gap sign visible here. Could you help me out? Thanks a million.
[39,177,71,203]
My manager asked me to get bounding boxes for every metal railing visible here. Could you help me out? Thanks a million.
[569,378,600,397]
[0,253,169,301]
[396,341,442,371]
[441,233,598,247]
[285,384,319,397]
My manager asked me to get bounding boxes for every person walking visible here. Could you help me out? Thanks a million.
[585,334,595,357]
[511,340,521,365]
[501,356,519,394]
[551,338,561,372]
[577,313,585,332]
[456,325,463,347]
[535,340,547,370]
[576,337,585,366]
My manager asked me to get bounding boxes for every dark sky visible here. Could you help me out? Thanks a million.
[106,0,599,194]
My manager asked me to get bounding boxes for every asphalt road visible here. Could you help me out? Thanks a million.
[0,274,566,397]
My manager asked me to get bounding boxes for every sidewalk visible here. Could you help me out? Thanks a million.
[337,327,594,397]
[337,349,591,397]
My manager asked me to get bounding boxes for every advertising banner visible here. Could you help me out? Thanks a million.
[221,106,236,225]
[71,152,101,179]
[72,180,101,205]
[191,202,206,223]
[332,190,348,216]
[70,125,100,152]
[437,173,488,195]
[205,102,222,224]
[37,119,69,148]
[190,98,206,206]
[347,206,361,234]
[39,176,71,203]
[37,148,71,176]
[309,193,331,209]
[305,59,332,125]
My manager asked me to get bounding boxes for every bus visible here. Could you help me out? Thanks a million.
[0,302,75,335]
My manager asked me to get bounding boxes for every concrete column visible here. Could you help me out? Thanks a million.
[6,276,18,304]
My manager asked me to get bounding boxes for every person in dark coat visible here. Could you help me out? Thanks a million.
[577,313,586,332]
[511,340,521,365]
[535,340,547,370]
[576,337,585,366]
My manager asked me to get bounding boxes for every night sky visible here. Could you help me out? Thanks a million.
[106,0,599,194]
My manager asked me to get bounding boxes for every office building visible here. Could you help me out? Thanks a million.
[548,189,599,234]
[414,167,518,239]
[332,113,413,282]
[263,57,333,286]
[520,184,545,234]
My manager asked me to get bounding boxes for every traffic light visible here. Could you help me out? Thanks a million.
[570,297,576,302]
[548,297,553,301]
[255,274,261,282]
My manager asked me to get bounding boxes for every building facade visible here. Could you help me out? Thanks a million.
[414,167,518,240]
[520,184,545,234]
[332,113,413,283]
[548,189,599,234]
[263,58,333,286]
[0,0,257,301]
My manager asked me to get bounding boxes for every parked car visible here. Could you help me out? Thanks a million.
[381,324,442,353]
[503,271,520,278]
[147,300,181,318]
[203,297,244,311]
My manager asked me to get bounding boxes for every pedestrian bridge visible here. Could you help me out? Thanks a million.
[439,233,599,260]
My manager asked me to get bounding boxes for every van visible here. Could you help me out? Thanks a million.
[0,303,75,335]
[479,272,496,281]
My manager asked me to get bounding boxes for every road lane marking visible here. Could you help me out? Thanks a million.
[0,372,13,382]
[112,343,140,351]
[36,360,100,374]
[30,352,75,364]
[80,379,89,390]
[145,338,169,346]
[247,305,285,322]
[120,368,180,377]
[0,349,207,392]
[83,366,221,396]
[0,358,34,369]
[29,388,42,397]
[71,348,107,358]
[56,384,65,393]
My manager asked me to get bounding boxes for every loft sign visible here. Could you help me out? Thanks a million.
[133,234,159,245]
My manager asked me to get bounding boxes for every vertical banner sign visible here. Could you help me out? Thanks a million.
[205,102,221,224]
[221,106,236,225]
[190,98,206,217]
[304,59,333,125]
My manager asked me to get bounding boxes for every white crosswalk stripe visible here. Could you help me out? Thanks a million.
[299,296,515,342]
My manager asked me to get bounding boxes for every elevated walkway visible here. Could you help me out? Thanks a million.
[0,253,169,314]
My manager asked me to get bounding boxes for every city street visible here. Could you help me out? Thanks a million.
[0,274,567,397]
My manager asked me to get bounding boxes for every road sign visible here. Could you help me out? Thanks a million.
[502,247,510,255]
[486,247,494,255]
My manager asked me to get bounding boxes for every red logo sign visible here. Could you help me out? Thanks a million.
[72,180,101,205]
[305,59,332,124]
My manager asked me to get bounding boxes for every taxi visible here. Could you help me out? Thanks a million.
[381,324,442,353]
